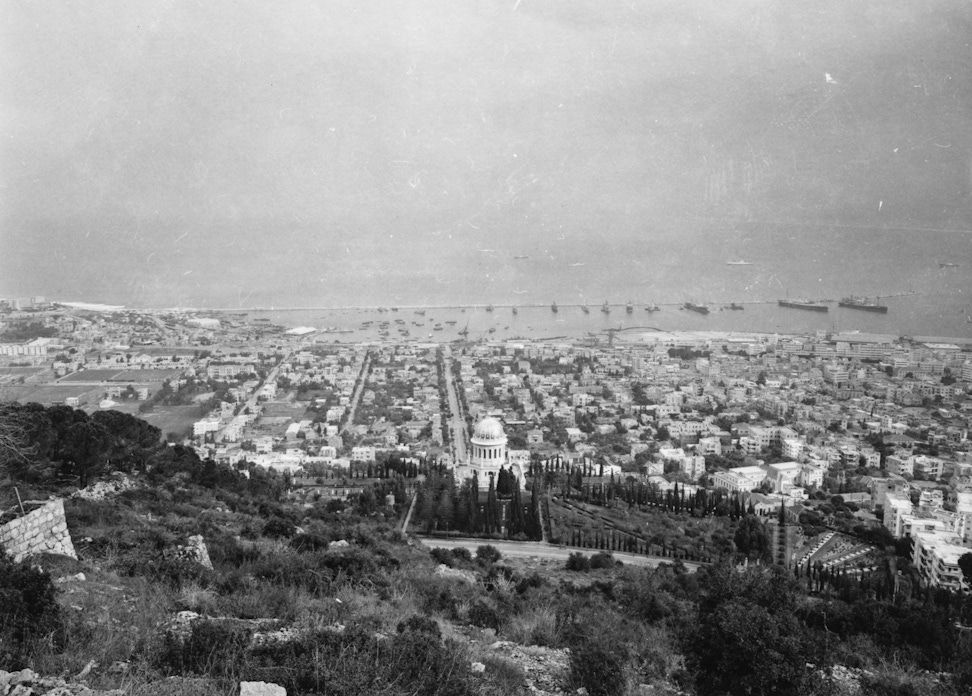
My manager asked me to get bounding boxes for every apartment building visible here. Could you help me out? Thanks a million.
[913,531,971,592]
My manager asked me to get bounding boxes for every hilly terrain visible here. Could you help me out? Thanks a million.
[1,402,972,695]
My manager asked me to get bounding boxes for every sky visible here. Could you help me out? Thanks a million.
[1,0,970,309]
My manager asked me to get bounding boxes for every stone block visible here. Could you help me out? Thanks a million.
[240,682,287,696]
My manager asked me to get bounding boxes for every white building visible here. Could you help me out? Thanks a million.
[351,446,376,462]
[193,417,221,437]
[712,466,767,493]
[884,493,914,537]
[766,461,800,494]
[800,461,826,489]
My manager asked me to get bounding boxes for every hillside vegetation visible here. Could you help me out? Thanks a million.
[1,403,972,695]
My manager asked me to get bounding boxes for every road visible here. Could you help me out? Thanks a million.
[440,345,468,464]
[216,346,295,442]
[341,350,372,434]
[417,536,702,571]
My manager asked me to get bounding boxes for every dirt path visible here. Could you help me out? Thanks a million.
[417,536,702,571]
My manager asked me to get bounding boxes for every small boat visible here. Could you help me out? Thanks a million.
[601,301,610,314]
[551,302,558,313]
[626,300,634,314]
[581,305,590,314]
[726,260,753,266]
[415,310,426,315]
[512,306,518,315]
[644,304,660,312]
[514,255,529,260]
[486,305,494,312]
[683,302,710,315]
[445,320,457,325]
[939,262,959,268]
[729,303,744,310]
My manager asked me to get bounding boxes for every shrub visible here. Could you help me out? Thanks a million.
[482,655,527,693]
[0,550,63,667]
[397,614,441,637]
[430,547,454,567]
[450,547,473,563]
[476,545,501,564]
[568,634,629,696]
[566,552,591,572]
[289,532,330,553]
[155,619,251,678]
[244,625,475,696]
[515,572,544,595]
[469,600,500,630]
[262,516,297,539]
[590,552,616,570]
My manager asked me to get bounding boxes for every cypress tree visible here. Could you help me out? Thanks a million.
[485,476,497,534]
[470,471,480,532]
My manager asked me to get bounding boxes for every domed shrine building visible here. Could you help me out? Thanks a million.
[456,416,526,489]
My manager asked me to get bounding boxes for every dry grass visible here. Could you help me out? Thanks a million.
[501,603,559,647]
[28,570,176,689]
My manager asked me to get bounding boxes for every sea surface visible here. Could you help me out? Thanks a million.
[235,290,972,344]
[29,224,972,340]
[202,225,972,340]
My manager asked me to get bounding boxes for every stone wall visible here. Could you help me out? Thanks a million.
[0,499,77,562]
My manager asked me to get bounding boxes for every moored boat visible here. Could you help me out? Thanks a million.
[778,299,828,312]
[838,296,888,313]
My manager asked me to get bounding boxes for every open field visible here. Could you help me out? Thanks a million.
[2,384,101,406]
[137,405,203,440]
[0,366,47,376]
[60,368,183,383]
[60,369,126,382]
[133,346,201,356]
[113,368,183,381]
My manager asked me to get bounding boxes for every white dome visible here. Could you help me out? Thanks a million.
[472,417,506,441]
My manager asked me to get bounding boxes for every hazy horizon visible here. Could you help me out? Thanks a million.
[2,0,970,314]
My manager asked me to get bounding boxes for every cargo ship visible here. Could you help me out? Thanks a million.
[778,299,828,312]
[683,302,710,315]
[729,302,744,310]
[838,296,888,313]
